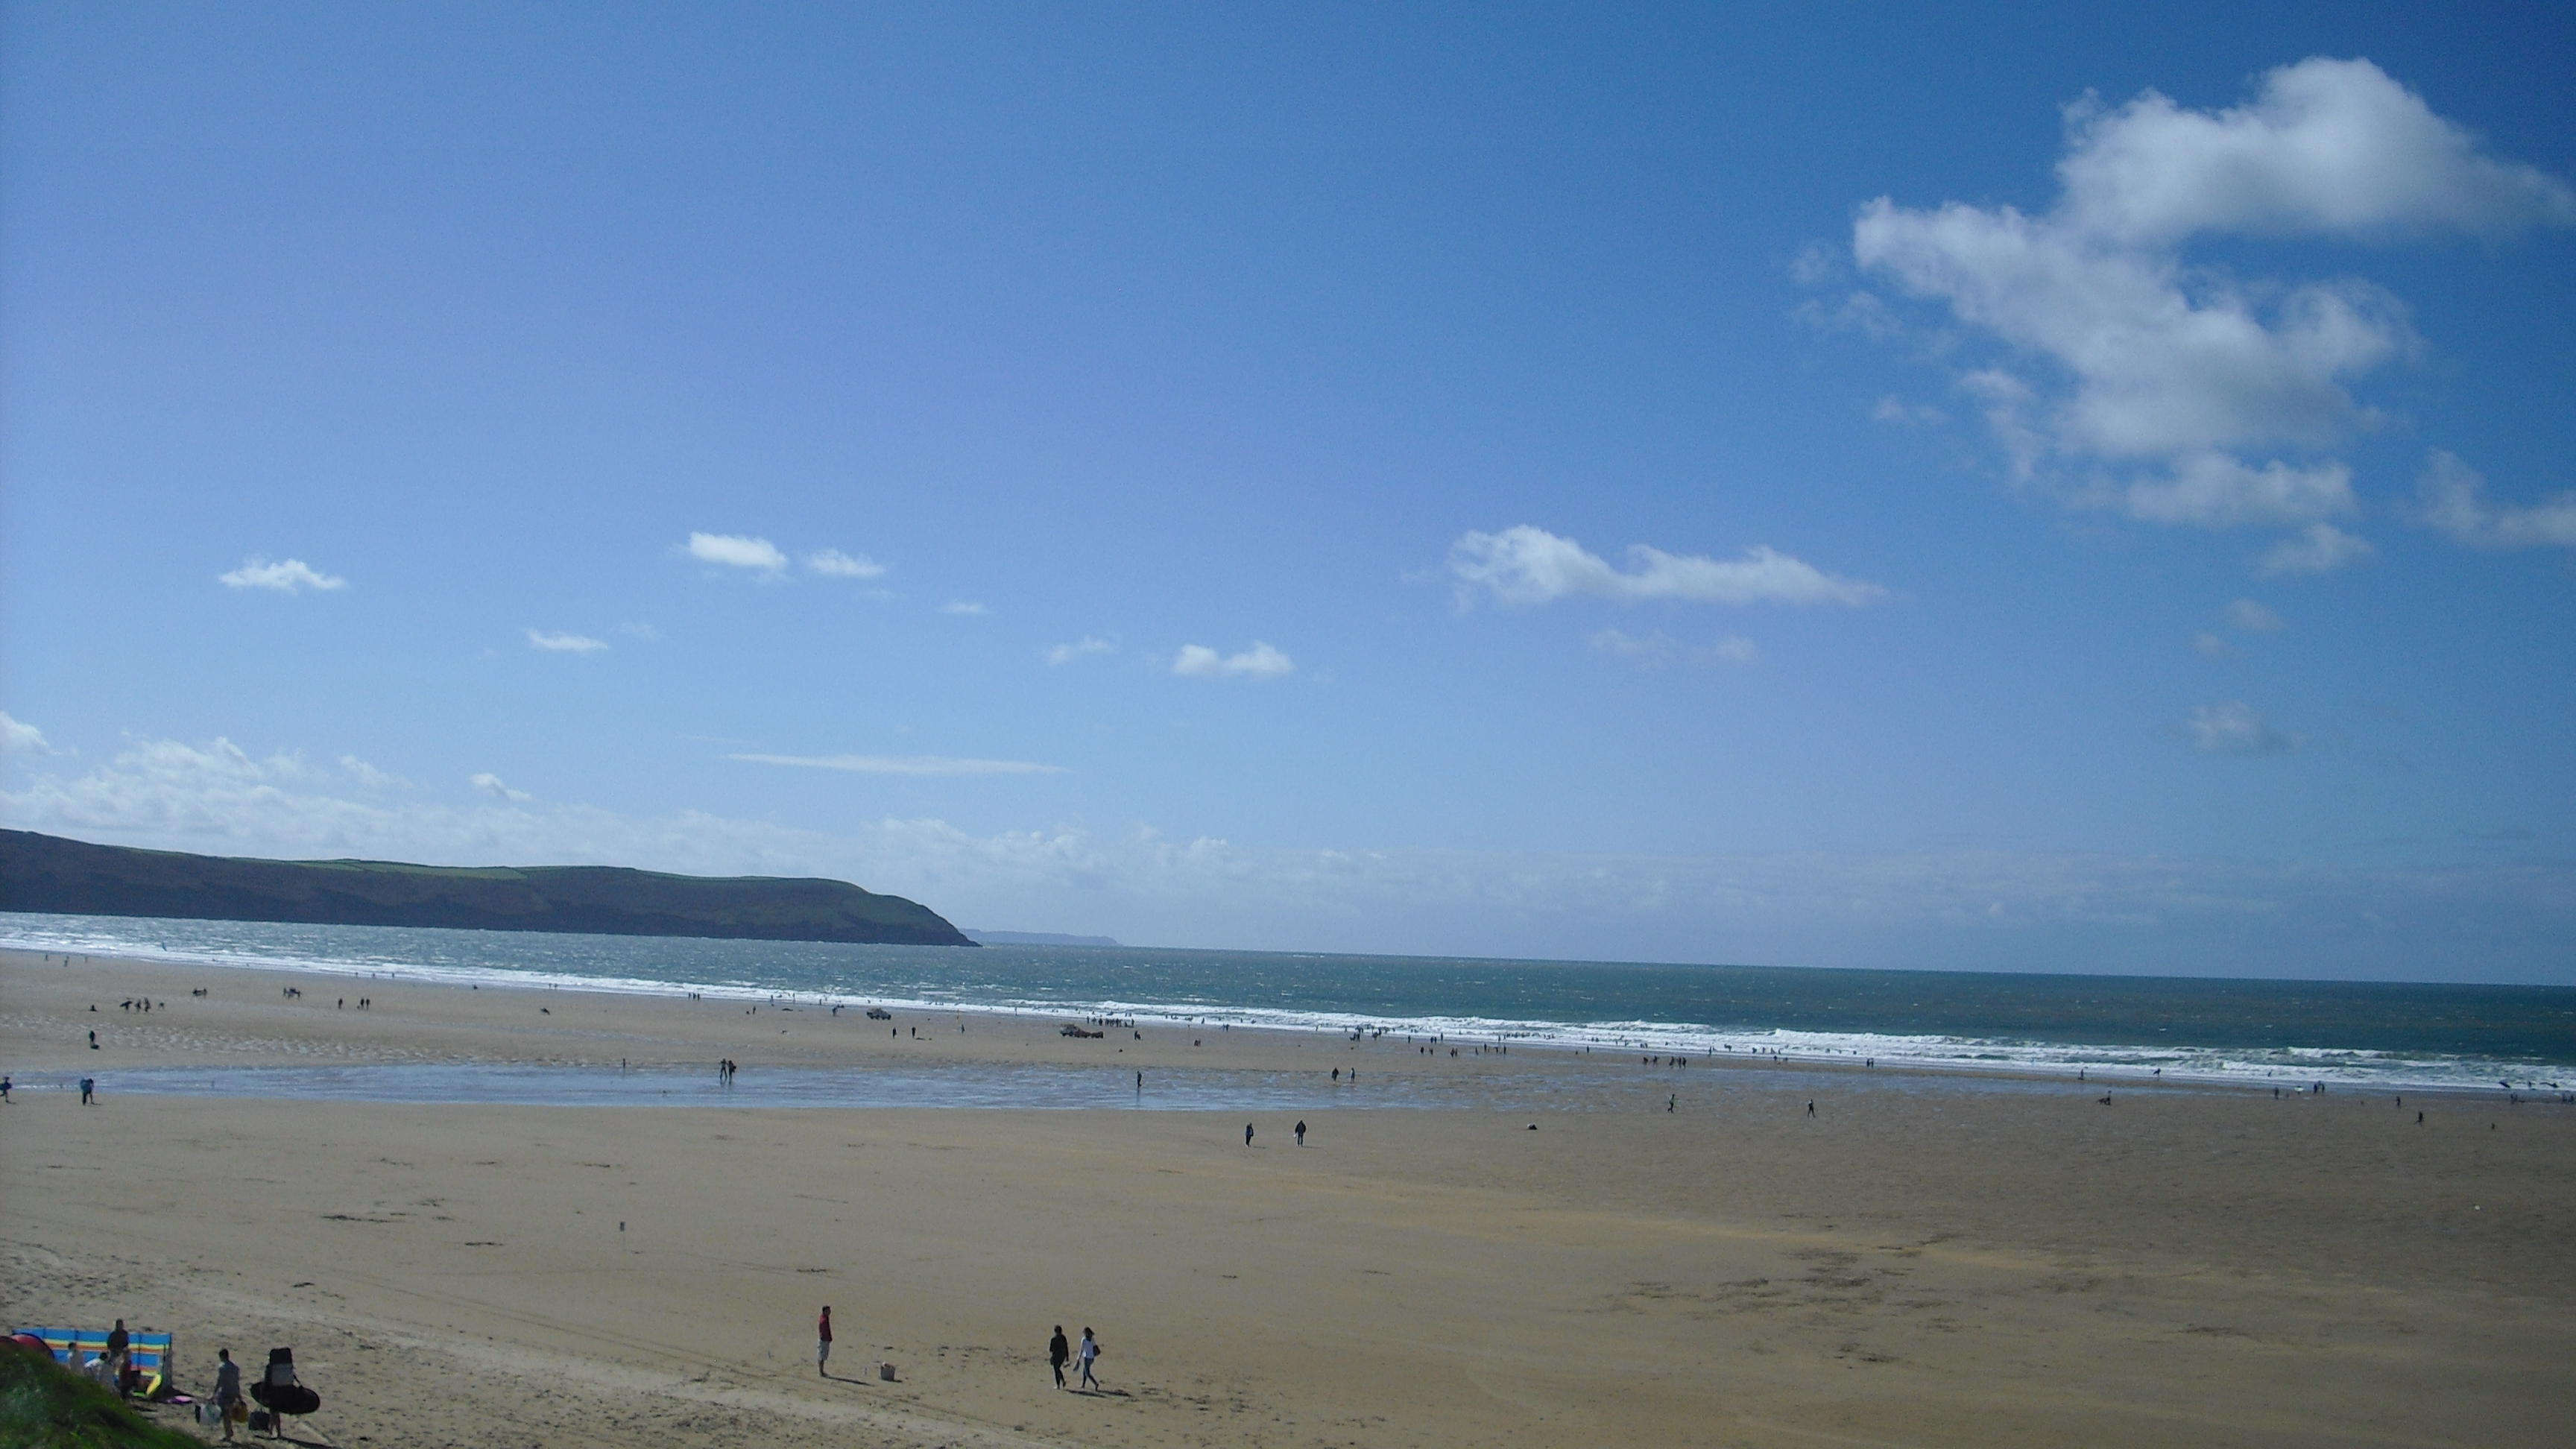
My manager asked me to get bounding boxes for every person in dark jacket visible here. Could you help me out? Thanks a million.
[214,1349,242,1442]
[1049,1325,1070,1389]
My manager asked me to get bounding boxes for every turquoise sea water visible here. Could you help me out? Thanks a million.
[7,912,2572,1090]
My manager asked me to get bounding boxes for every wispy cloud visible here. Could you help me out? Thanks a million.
[470,771,531,801]
[1872,396,1945,426]
[1046,637,1114,666]
[2226,599,2286,632]
[219,557,348,593]
[2191,632,2238,660]
[687,532,788,572]
[1173,643,1295,679]
[2188,701,2299,756]
[10,733,2570,979]
[2416,450,2576,549]
[2259,523,2374,576]
[941,602,990,616]
[525,629,609,653]
[1451,526,1884,608]
[340,755,410,789]
[728,753,1069,777]
[805,548,887,578]
[1588,629,1759,668]
[1,712,52,755]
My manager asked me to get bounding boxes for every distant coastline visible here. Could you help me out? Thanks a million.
[0,830,974,947]
[964,929,1122,947]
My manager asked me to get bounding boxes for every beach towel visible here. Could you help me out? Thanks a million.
[12,1328,174,1396]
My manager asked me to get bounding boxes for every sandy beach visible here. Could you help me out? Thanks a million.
[4,947,2572,1448]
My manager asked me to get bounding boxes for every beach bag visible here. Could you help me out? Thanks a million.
[249,1410,271,1432]
[878,1362,896,1381]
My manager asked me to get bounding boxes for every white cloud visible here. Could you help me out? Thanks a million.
[2226,599,2286,632]
[941,602,990,616]
[2191,632,2238,660]
[1590,628,1672,660]
[687,533,788,572]
[1046,637,1114,666]
[2416,450,2576,549]
[2121,453,2355,528]
[2188,701,2298,755]
[1872,395,1946,426]
[1172,642,1295,680]
[9,733,2570,978]
[525,629,609,653]
[2054,58,2575,245]
[1,711,52,755]
[218,557,348,593]
[1449,526,1884,608]
[1846,57,2570,559]
[2259,523,2375,575]
[1589,629,1760,668]
[470,772,531,801]
[340,755,410,789]
[727,753,1068,777]
[805,548,886,578]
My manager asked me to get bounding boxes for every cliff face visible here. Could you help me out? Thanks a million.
[0,830,976,946]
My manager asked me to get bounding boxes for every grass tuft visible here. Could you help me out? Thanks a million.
[0,1347,205,1448]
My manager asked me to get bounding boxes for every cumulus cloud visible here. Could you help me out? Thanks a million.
[1,712,52,755]
[1449,526,1884,609]
[2226,599,2286,632]
[2259,523,2375,575]
[2188,701,2298,755]
[1046,637,1114,666]
[727,753,1067,777]
[1847,57,2571,562]
[687,533,789,572]
[1172,643,1295,680]
[525,629,609,653]
[218,558,347,593]
[941,602,990,616]
[805,548,886,578]
[470,772,531,801]
[2416,450,2576,549]
[2053,58,2575,244]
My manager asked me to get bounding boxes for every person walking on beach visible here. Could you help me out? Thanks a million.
[1,1074,12,1102]
[1049,1325,1070,1389]
[1076,1328,1101,1390]
[1245,1123,1254,1146]
[214,1348,242,1442]
[80,1076,95,1105]
[1295,1120,1307,1146]
[1805,1099,1815,1117]
[816,1306,833,1376]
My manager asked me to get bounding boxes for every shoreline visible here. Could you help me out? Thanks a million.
[7,925,2562,1093]
[7,946,2573,1448]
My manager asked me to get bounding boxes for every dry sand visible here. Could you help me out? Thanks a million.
[3,948,2571,1448]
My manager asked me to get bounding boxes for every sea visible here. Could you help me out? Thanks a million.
[7,911,2572,1095]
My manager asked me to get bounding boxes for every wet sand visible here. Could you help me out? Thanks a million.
[3,948,2572,1447]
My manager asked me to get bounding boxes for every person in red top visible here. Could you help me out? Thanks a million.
[816,1307,833,1377]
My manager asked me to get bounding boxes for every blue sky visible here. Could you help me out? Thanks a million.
[4,4,2571,979]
